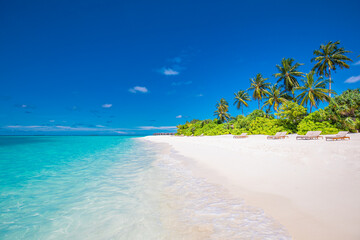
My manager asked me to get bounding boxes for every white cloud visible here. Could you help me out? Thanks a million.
[176,115,182,118]
[3,125,177,133]
[7,125,43,128]
[138,126,177,130]
[4,125,129,133]
[115,131,128,134]
[162,68,179,76]
[102,104,112,108]
[196,93,204,97]
[158,53,188,76]
[129,86,148,93]
[353,60,360,66]
[54,126,72,129]
[345,75,360,83]
[14,104,36,109]
[49,120,55,122]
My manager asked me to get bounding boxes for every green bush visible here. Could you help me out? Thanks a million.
[355,118,360,132]
[232,110,267,130]
[233,116,251,130]
[304,109,329,122]
[328,88,360,118]
[247,109,266,119]
[248,117,291,135]
[190,119,201,124]
[231,128,248,135]
[276,101,307,124]
[203,124,231,135]
[175,89,358,136]
[297,119,339,135]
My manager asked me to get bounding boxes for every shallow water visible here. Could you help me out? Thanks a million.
[148,146,291,240]
[0,136,291,239]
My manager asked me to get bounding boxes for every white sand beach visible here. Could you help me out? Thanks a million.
[143,134,360,240]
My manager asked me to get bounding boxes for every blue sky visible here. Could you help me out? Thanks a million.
[1,0,360,135]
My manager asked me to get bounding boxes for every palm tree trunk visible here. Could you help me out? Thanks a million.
[258,99,260,110]
[328,66,332,98]
[310,104,312,113]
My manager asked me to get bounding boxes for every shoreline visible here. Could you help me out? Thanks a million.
[142,134,360,240]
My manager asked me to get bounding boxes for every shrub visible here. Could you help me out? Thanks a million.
[247,109,266,119]
[305,109,330,122]
[233,116,252,130]
[232,110,268,130]
[231,128,248,135]
[176,90,359,136]
[355,118,360,132]
[276,101,307,124]
[248,117,291,135]
[203,124,231,135]
[328,88,360,118]
[190,119,201,124]
[297,119,339,135]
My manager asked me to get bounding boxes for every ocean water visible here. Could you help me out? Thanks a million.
[0,136,291,239]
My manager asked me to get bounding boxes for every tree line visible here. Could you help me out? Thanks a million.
[215,41,353,122]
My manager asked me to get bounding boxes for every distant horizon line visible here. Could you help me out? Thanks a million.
[0,134,153,137]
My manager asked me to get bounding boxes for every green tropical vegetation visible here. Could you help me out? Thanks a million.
[274,58,304,97]
[233,90,250,115]
[295,71,333,113]
[262,84,288,113]
[248,73,270,109]
[176,41,357,136]
[214,98,230,123]
[311,40,352,97]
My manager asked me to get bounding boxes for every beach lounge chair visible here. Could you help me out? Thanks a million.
[296,131,313,140]
[312,131,323,139]
[268,131,288,139]
[233,133,248,139]
[296,131,322,140]
[281,132,289,138]
[267,132,282,139]
[325,131,350,141]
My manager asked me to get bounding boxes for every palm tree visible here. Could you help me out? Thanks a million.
[214,98,230,122]
[311,41,352,97]
[274,58,304,97]
[217,98,229,110]
[248,73,270,109]
[295,72,335,113]
[233,90,250,115]
[262,84,288,113]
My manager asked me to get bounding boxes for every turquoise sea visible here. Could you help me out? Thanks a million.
[0,136,291,239]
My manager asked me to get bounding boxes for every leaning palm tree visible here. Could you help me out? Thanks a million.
[311,41,352,97]
[274,58,304,97]
[262,84,288,113]
[295,72,335,113]
[214,98,230,123]
[248,73,270,109]
[233,90,250,115]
